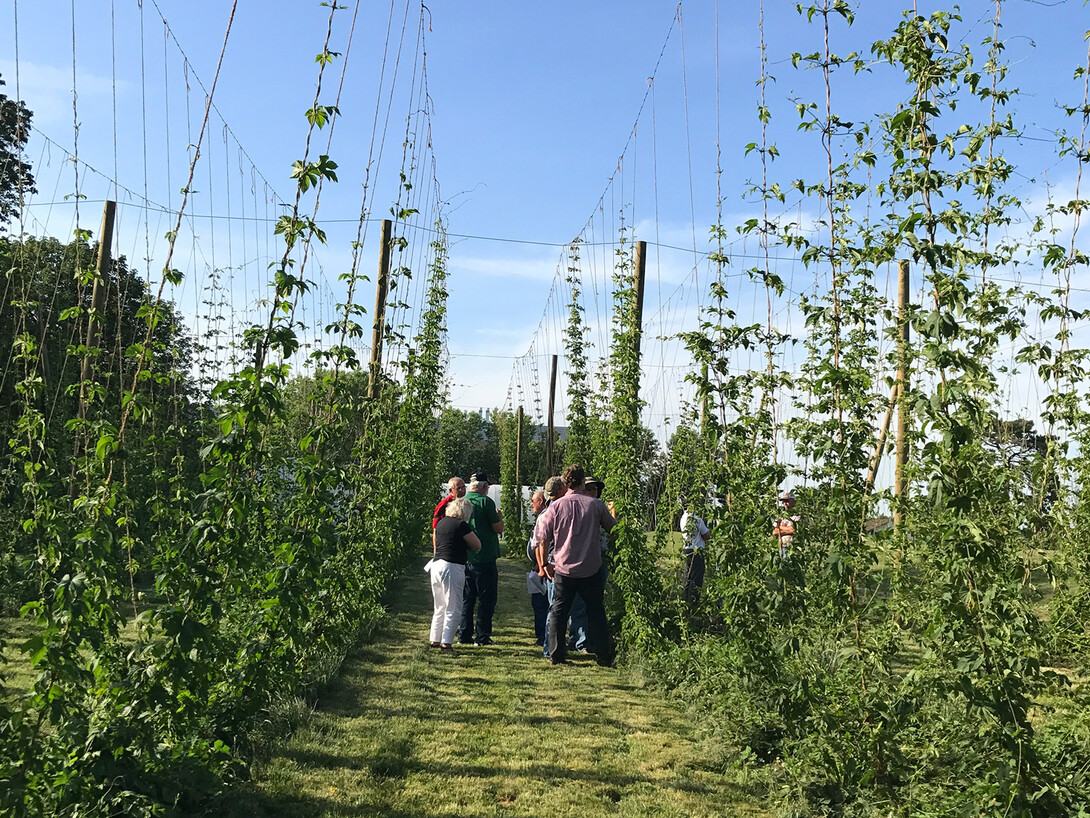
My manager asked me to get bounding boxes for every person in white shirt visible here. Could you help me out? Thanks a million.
[680,506,712,603]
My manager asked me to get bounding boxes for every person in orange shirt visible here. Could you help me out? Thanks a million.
[773,491,799,560]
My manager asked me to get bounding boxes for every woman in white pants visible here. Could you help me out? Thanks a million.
[430,496,481,652]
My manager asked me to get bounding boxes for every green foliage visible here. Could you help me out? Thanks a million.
[563,241,593,469]
[602,222,670,655]
[436,407,499,483]
[3,6,1090,817]
[496,409,529,550]
[618,6,1090,817]
[0,74,36,229]
[264,368,370,463]
[0,234,199,611]
[0,6,452,815]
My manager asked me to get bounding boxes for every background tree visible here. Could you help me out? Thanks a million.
[496,409,530,548]
[0,234,200,608]
[0,73,36,229]
[265,369,369,464]
[435,407,499,484]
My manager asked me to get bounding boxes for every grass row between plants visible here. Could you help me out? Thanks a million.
[220,554,771,818]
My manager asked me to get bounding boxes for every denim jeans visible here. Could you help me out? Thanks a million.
[542,578,555,657]
[549,568,613,666]
[530,591,549,646]
[569,562,609,651]
[459,560,498,643]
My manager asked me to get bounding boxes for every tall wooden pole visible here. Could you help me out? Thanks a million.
[515,405,523,493]
[632,240,647,375]
[72,200,117,495]
[546,354,558,476]
[864,382,899,496]
[894,259,910,529]
[368,219,392,401]
[699,361,711,437]
[79,200,117,411]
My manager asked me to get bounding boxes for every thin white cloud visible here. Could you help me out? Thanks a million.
[449,252,561,283]
[0,59,122,128]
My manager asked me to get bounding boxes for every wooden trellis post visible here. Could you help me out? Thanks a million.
[632,240,647,389]
[79,200,116,415]
[515,405,523,490]
[368,219,392,401]
[894,259,910,529]
[546,355,557,476]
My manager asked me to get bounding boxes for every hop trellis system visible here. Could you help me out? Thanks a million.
[498,3,1090,816]
[1,2,451,815]
[2,1,1090,817]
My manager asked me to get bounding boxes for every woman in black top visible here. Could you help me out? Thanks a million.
[429,497,481,652]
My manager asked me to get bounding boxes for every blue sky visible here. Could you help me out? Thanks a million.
[3,0,1090,461]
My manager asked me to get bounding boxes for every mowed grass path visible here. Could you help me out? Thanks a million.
[226,555,771,818]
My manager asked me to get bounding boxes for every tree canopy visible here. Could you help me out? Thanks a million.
[0,73,36,230]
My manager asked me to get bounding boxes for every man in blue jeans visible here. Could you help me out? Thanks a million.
[459,471,503,645]
[537,464,617,666]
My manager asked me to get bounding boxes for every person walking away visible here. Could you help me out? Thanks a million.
[432,476,466,529]
[538,464,617,666]
[680,503,712,603]
[460,471,503,646]
[534,476,567,658]
[429,497,481,653]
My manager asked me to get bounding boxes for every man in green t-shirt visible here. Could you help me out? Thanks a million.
[459,471,504,645]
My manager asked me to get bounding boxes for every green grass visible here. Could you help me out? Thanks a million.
[0,615,38,696]
[221,555,772,817]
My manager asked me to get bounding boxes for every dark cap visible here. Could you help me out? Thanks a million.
[585,475,604,489]
[472,471,490,483]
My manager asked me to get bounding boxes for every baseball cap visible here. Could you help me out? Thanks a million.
[544,476,564,500]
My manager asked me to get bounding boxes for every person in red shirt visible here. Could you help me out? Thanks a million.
[432,477,466,529]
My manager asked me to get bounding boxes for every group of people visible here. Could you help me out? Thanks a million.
[425,465,800,659]
[427,471,503,653]
[425,464,617,666]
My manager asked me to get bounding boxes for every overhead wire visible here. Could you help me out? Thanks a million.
[114,0,242,453]
[333,0,407,375]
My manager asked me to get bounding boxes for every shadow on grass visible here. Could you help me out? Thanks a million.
[316,700,639,732]
[218,786,474,818]
[277,745,720,797]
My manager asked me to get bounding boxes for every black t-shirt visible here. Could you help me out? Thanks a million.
[434,517,474,564]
